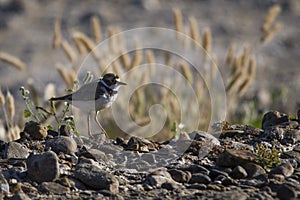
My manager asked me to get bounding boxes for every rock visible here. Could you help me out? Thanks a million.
[230,166,248,179]
[11,192,31,200]
[270,162,294,178]
[243,163,266,178]
[26,151,60,183]
[262,111,289,130]
[189,173,211,184]
[145,168,177,188]
[283,150,300,163]
[189,131,220,146]
[38,182,70,194]
[0,171,9,195]
[182,164,210,175]
[168,169,191,183]
[46,136,77,154]
[276,183,297,200]
[74,163,119,193]
[23,121,47,140]
[209,169,229,179]
[216,149,256,167]
[4,142,29,159]
[78,148,108,163]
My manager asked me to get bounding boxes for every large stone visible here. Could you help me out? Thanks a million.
[168,169,191,183]
[74,163,119,193]
[262,111,288,130]
[216,149,256,167]
[145,168,177,188]
[230,166,248,179]
[189,173,211,184]
[23,121,47,140]
[243,163,266,178]
[270,162,294,178]
[4,142,29,159]
[26,151,60,183]
[276,183,297,200]
[38,182,71,195]
[0,171,9,195]
[46,136,77,154]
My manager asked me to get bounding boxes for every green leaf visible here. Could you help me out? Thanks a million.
[24,109,31,118]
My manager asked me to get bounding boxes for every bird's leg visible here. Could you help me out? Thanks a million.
[87,112,92,138]
[94,111,109,138]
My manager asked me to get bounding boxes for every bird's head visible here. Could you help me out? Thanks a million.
[101,73,127,90]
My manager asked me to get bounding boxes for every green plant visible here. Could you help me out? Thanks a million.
[253,143,281,170]
[20,86,79,135]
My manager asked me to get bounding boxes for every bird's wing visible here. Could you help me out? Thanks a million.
[71,80,107,101]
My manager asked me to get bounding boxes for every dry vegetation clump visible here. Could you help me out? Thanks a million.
[0,5,283,141]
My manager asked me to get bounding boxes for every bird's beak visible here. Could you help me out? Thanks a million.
[117,81,127,86]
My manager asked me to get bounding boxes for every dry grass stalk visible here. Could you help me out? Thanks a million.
[8,125,20,141]
[120,51,131,69]
[56,64,74,89]
[226,71,243,94]
[180,61,193,83]
[188,16,201,48]
[146,50,155,76]
[0,52,26,71]
[0,87,5,105]
[91,16,102,43]
[112,60,124,76]
[61,40,77,63]
[210,55,218,83]
[262,5,281,32]
[164,52,172,66]
[237,58,256,96]
[203,28,212,56]
[173,8,183,37]
[130,48,143,69]
[53,18,61,49]
[72,32,99,60]
[107,26,118,54]
[261,22,282,44]
[241,45,250,68]
[72,37,86,55]
[6,91,15,121]
[232,55,242,76]
[226,43,236,65]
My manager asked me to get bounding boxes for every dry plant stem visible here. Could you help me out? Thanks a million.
[241,45,250,68]
[6,91,15,122]
[203,28,212,57]
[56,64,74,89]
[0,88,10,130]
[180,61,193,83]
[226,44,236,65]
[237,57,256,96]
[173,8,183,38]
[188,16,201,48]
[130,49,143,69]
[262,4,281,32]
[0,52,26,71]
[53,18,61,49]
[146,50,155,76]
[72,37,86,55]
[91,16,102,43]
[261,23,282,44]
[61,40,78,64]
[226,71,243,94]
[120,51,131,69]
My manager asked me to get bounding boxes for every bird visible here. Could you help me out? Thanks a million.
[50,73,127,138]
